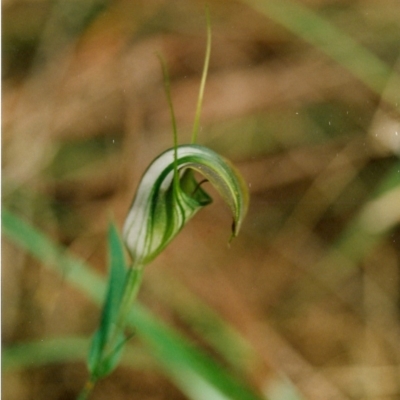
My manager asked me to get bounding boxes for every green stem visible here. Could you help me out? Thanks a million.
[116,266,144,332]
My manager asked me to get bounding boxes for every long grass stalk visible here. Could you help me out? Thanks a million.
[191,7,212,144]
[242,0,400,110]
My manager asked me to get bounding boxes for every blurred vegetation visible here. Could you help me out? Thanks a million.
[2,0,400,399]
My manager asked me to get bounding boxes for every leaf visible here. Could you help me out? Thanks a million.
[88,223,129,379]
[123,144,249,265]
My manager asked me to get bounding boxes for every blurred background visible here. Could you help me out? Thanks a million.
[2,0,400,399]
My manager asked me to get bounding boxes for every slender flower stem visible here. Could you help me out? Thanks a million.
[115,265,144,332]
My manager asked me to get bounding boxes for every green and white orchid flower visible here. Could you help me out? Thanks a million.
[123,144,249,266]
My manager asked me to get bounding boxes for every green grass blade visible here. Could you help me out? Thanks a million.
[302,161,400,293]
[2,210,263,400]
[1,209,105,303]
[3,337,90,371]
[191,6,212,144]
[333,161,400,265]
[2,336,154,372]
[128,305,262,400]
[241,0,400,109]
